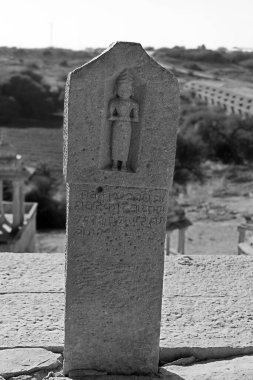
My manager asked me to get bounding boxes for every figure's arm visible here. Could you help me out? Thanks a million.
[131,102,139,122]
[108,101,118,121]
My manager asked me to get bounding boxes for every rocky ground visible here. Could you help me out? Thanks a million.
[174,164,253,256]
[1,347,253,380]
[1,253,253,379]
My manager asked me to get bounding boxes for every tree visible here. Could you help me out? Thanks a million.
[2,74,54,120]
[0,95,19,123]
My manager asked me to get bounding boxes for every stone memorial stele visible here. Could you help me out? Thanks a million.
[63,42,179,378]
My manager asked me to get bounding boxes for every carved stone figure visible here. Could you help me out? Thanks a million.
[108,70,139,172]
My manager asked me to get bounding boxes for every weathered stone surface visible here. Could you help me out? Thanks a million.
[0,348,61,378]
[160,255,253,362]
[1,254,253,363]
[0,253,64,293]
[64,42,179,375]
[68,369,108,377]
[2,254,253,297]
[63,42,179,189]
[9,376,32,380]
[162,355,253,380]
[47,377,180,380]
[0,293,64,349]
[9,368,62,380]
[163,255,253,298]
[165,357,196,366]
[65,185,169,373]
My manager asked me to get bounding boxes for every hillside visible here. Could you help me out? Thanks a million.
[0,47,103,90]
[6,127,63,178]
[0,46,252,179]
[0,45,252,167]
[152,46,253,84]
[1,45,253,91]
[0,46,251,258]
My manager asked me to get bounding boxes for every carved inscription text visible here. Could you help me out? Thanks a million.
[72,186,167,238]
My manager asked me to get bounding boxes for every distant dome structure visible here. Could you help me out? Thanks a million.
[0,129,37,252]
[165,202,192,255]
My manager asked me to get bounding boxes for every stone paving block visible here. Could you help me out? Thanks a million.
[163,255,253,298]
[160,255,253,361]
[162,355,253,380]
[0,348,61,378]
[0,293,64,349]
[0,253,64,293]
[161,295,253,349]
[0,254,253,362]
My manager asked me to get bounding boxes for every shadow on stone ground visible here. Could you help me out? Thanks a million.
[2,348,253,380]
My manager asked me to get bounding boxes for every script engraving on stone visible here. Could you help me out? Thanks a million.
[72,186,167,239]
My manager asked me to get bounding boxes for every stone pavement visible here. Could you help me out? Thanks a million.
[0,348,61,378]
[1,253,253,363]
[162,355,253,379]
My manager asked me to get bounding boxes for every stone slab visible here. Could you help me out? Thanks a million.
[0,253,64,293]
[64,374,179,380]
[64,41,179,375]
[162,355,253,380]
[0,348,61,378]
[0,293,64,349]
[161,255,253,361]
[1,254,252,296]
[163,255,253,298]
[64,42,179,189]
[65,185,168,374]
[48,375,180,380]
[1,254,253,361]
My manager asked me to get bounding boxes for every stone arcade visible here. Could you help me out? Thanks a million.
[63,42,179,377]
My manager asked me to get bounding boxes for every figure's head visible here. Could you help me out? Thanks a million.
[116,70,133,99]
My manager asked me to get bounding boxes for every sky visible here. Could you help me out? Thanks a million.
[0,0,253,50]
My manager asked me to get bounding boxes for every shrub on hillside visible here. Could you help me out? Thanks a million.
[26,61,40,70]
[21,69,44,84]
[153,47,228,64]
[228,50,253,63]
[172,102,253,186]
[60,59,69,67]
[180,109,253,164]
[1,74,54,120]
[195,114,253,163]
[183,63,203,71]
[43,48,53,57]
[21,70,64,116]
[174,133,206,184]
[0,95,20,123]
[239,59,253,69]
[51,85,65,113]
[153,46,253,66]
[228,117,253,162]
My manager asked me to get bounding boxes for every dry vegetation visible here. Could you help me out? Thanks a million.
[0,46,252,250]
